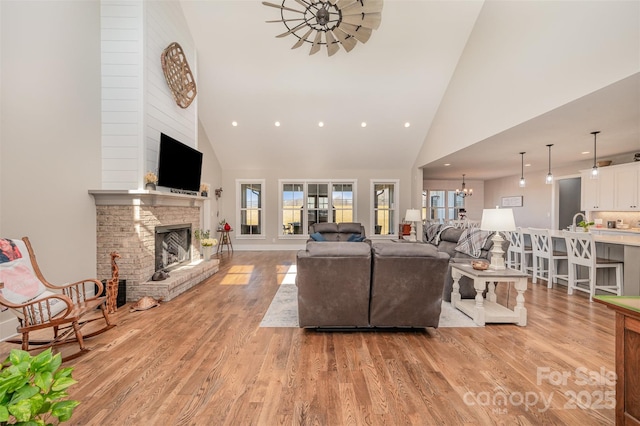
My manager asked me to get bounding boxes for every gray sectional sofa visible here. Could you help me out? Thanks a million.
[423,225,508,301]
[296,235,450,329]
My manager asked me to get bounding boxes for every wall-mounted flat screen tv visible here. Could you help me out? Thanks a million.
[157,133,203,192]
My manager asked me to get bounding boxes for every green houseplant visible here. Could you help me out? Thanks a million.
[577,220,595,232]
[0,349,79,425]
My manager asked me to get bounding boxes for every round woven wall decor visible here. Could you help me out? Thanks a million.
[161,42,197,109]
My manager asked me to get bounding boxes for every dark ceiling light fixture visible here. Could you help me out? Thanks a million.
[456,174,473,198]
[262,0,383,56]
[519,152,526,188]
[545,144,554,185]
[591,131,600,179]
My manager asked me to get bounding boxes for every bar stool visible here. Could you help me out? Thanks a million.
[529,228,568,288]
[506,227,533,274]
[563,231,623,301]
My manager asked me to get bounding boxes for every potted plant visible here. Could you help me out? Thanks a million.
[199,183,209,197]
[194,228,210,242]
[144,171,158,190]
[200,237,218,261]
[0,348,80,425]
[577,220,595,232]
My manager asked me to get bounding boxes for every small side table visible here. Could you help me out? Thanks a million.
[217,229,233,255]
[451,263,528,326]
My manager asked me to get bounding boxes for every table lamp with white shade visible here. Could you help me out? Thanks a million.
[404,209,422,242]
[480,208,516,270]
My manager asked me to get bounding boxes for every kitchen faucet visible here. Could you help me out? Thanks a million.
[571,212,586,232]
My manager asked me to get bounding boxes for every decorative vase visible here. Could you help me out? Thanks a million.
[224,222,231,231]
[202,245,213,261]
[145,182,156,191]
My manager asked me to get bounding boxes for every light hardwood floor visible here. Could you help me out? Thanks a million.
[0,251,617,425]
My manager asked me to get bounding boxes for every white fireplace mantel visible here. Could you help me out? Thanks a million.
[89,189,206,207]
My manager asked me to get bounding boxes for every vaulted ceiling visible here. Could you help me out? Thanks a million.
[180,0,640,179]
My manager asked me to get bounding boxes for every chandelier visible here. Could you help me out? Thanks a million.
[456,174,473,198]
[262,0,383,56]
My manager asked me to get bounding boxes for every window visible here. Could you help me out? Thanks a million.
[371,181,398,235]
[331,183,354,223]
[307,183,329,229]
[237,180,264,237]
[282,183,304,235]
[427,190,464,223]
[279,180,355,236]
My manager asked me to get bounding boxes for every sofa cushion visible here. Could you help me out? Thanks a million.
[306,241,371,257]
[337,222,364,234]
[310,223,339,234]
[424,224,453,244]
[454,228,493,258]
[310,232,326,241]
[373,242,449,259]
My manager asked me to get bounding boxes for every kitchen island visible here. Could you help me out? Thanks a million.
[522,229,640,296]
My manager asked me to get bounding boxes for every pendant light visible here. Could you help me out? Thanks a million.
[519,152,526,188]
[591,131,600,179]
[545,144,554,184]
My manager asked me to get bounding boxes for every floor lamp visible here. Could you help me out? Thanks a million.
[405,209,422,242]
[480,208,516,270]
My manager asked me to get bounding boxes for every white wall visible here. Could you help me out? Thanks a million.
[101,0,197,190]
[221,168,412,250]
[414,0,640,170]
[0,1,102,336]
[144,0,197,175]
[197,121,222,233]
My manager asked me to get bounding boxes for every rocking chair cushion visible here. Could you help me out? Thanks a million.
[0,239,47,304]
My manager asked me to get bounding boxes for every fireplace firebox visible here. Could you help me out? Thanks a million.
[155,224,192,272]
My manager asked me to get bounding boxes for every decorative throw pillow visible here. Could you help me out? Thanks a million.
[347,234,365,242]
[310,232,326,241]
[454,228,492,258]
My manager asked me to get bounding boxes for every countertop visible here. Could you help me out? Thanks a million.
[522,228,640,247]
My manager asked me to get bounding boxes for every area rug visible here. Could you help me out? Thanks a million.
[260,283,478,328]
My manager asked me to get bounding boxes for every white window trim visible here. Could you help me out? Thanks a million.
[369,179,399,239]
[278,179,357,238]
[236,179,266,240]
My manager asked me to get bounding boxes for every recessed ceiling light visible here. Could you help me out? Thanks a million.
[275,121,281,127]
[318,121,324,127]
[404,122,411,128]
[525,163,531,167]
[444,163,451,166]
[582,151,590,155]
[361,122,367,128]
[231,121,238,127]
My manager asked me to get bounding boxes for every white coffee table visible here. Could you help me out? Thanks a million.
[451,263,528,326]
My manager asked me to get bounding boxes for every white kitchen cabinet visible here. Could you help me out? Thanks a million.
[581,167,615,210]
[614,163,640,210]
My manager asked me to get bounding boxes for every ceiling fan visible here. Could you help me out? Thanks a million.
[262,0,383,56]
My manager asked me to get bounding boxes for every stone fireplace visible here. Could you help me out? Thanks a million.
[90,190,219,301]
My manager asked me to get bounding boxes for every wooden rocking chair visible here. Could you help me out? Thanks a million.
[0,237,114,360]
